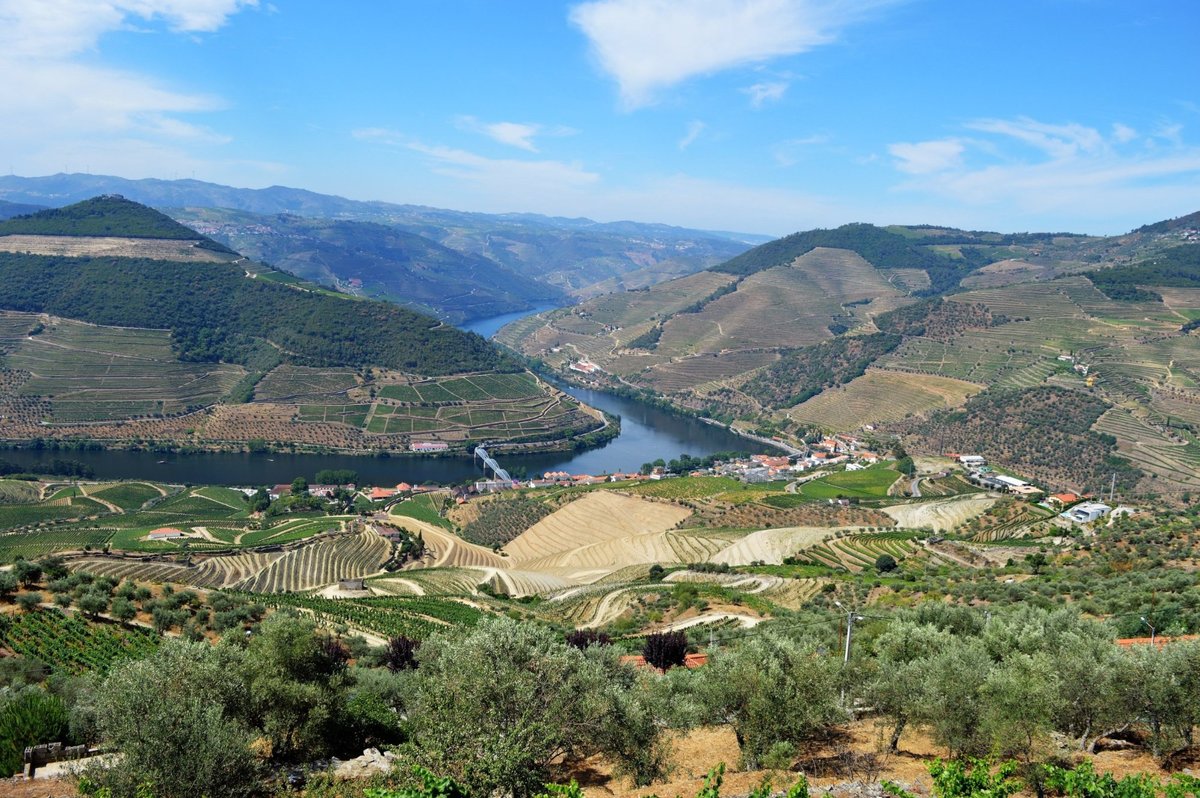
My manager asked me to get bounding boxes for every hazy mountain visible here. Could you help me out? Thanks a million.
[0,173,761,308]
[0,199,47,219]
[172,208,565,323]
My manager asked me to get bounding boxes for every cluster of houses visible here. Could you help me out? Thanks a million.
[955,454,1115,525]
[712,435,880,483]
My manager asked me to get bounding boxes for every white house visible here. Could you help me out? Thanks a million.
[1062,501,1111,524]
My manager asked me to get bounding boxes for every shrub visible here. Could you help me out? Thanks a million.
[643,631,688,671]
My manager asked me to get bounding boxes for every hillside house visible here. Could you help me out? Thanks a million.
[366,487,396,501]
[411,441,449,453]
[1062,501,1111,524]
[752,455,790,469]
[959,455,987,468]
[147,527,185,540]
[1047,492,1080,507]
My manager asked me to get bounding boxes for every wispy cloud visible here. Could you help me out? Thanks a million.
[887,116,1200,231]
[772,133,831,166]
[888,138,964,174]
[966,117,1106,159]
[0,0,254,166]
[1112,123,1138,144]
[679,120,706,150]
[455,116,579,152]
[569,0,897,108]
[743,81,789,108]
[353,128,600,211]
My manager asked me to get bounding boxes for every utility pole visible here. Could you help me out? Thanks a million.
[1141,616,1156,645]
[834,600,862,705]
[1110,473,1116,503]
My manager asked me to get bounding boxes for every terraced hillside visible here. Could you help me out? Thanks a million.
[0,196,606,453]
[786,369,981,432]
[503,214,1199,500]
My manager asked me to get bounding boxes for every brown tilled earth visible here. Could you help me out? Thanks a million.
[566,722,1167,798]
[1,722,1170,798]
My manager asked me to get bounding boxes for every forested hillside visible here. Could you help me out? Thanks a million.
[1088,244,1200,301]
[900,386,1141,493]
[0,195,226,246]
[743,333,902,408]
[0,252,512,374]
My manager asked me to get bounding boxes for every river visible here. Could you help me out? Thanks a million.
[0,306,776,485]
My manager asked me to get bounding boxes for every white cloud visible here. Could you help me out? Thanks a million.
[0,0,255,57]
[887,138,964,174]
[455,116,580,152]
[887,116,1200,233]
[678,120,706,150]
[0,0,254,172]
[569,0,894,108]
[743,80,789,108]
[1112,123,1138,144]
[966,117,1105,159]
[482,121,542,152]
[456,117,543,152]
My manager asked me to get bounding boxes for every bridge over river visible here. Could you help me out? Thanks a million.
[473,445,511,482]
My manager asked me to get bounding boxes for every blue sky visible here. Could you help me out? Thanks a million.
[1,0,1197,236]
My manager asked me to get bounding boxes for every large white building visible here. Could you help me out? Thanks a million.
[1062,501,1111,524]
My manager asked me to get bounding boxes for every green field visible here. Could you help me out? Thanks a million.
[798,466,901,499]
[89,482,163,510]
[622,476,745,499]
[389,494,454,530]
[250,593,484,640]
[0,528,112,562]
[0,479,40,504]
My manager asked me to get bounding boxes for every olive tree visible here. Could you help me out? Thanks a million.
[696,631,843,769]
[912,638,992,758]
[404,618,664,797]
[81,639,257,798]
[868,621,953,751]
[240,613,352,762]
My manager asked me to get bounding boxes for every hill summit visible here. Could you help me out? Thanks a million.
[0,196,604,455]
[0,194,218,243]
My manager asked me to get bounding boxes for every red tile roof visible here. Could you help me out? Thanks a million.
[1115,635,1199,648]
[618,653,708,671]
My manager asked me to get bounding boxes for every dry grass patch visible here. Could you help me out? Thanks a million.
[708,526,845,566]
[881,494,998,532]
[0,235,235,263]
[504,492,692,565]
[787,369,981,432]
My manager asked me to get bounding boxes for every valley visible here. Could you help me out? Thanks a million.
[501,215,1200,502]
[1,184,1198,798]
[0,197,606,457]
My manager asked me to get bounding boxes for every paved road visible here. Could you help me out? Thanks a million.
[910,476,922,497]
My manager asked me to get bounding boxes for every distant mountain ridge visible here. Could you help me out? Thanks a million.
[0,198,509,374]
[0,196,605,455]
[174,208,565,323]
[0,199,47,219]
[0,173,758,321]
